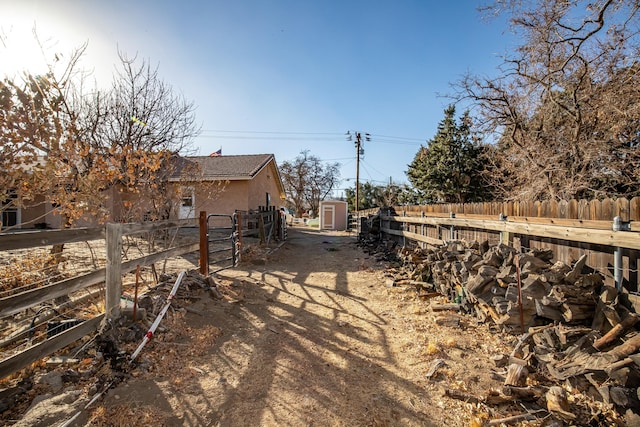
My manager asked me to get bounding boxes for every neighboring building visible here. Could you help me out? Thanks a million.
[2,153,286,229]
[318,200,348,231]
[168,154,287,219]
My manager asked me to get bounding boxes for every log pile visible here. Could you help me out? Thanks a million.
[384,240,640,423]
[390,241,605,331]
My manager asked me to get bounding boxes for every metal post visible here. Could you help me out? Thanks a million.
[613,216,623,290]
[449,212,455,241]
[499,213,510,246]
[232,212,238,266]
[199,211,209,276]
[402,209,406,248]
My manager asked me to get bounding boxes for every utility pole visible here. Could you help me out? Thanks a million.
[345,131,370,212]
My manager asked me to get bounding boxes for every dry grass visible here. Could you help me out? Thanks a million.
[89,403,170,426]
[0,250,64,296]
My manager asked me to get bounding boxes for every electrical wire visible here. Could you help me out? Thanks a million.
[195,129,424,145]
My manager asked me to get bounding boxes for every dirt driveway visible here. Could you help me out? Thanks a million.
[72,227,507,426]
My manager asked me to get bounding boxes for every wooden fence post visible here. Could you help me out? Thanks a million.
[199,211,209,276]
[105,223,123,322]
[421,211,426,249]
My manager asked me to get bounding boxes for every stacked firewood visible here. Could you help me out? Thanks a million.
[390,241,607,330]
[386,240,640,422]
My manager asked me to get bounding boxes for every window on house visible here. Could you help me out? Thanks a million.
[181,188,194,207]
[2,191,18,227]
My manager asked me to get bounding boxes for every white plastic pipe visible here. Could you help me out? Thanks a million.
[130,271,185,362]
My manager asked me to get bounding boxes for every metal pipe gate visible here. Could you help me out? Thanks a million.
[199,212,240,275]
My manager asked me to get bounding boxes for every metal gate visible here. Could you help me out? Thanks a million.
[206,213,240,274]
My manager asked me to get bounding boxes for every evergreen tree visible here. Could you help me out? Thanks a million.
[407,106,487,203]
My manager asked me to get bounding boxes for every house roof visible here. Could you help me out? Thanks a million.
[169,154,286,199]
[173,154,275,180]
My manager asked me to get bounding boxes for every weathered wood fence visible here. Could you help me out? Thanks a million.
[0,208,289,379]
[358,197,640,292]
[0,219,198,379]
[235,206,287,245]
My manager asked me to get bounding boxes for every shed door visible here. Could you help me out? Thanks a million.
[322,205,335,230]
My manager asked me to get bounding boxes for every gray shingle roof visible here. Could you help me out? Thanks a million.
[171,154,274,180]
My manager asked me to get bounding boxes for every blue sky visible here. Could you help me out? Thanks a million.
[1,0,514,196]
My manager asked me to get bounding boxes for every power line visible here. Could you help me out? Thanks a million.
[200,129,343,136]
[197,129,424,145]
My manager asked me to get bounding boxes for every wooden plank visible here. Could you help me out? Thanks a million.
[617,198,631,222]
[568,199,578,219]
[0,314,104,379]
[118,219,197,236]
[578,199,590,220]
[382,215,640,250]
[0,269,106,319]
[381,228,444,246]
[397,212,619,229]
[631,198,640,221]
[602,198,615,221]
[121,242,199,273]
[0,227,105,251]
[506,217,615,230]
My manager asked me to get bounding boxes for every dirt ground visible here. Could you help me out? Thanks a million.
[16,226,519,426]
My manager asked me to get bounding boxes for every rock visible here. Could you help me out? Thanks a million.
[35,370,63,393]
[13,390,84,427]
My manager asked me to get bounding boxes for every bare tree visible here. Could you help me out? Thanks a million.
[280,151,340,217]
[84,51,200,221]
[0,44,200,228]
[457,0,640,200]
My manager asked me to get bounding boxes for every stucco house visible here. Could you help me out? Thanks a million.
[1,153,286,230]
[168,154,286,219]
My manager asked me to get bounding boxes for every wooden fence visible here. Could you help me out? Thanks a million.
[0,208,289,379]
[357,197,640,292]
[236,206,287,245]
[0,219,198,379]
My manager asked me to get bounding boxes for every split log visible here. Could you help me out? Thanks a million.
[466,265,499,295]
[562,303,597,322]
[606,332,640,361]
[504,363,528,386]
[444,388,481,404]
[564,254,588,284]
[394,279,431,288]
[430,303,461,312]
[535,299,564,322]
[501,385,546,400]
[593,314,640,351]
[546,386,576,420]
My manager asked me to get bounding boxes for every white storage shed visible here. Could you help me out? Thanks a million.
[318,200,348,231]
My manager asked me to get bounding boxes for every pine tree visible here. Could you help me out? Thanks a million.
[407,106,487,203]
